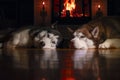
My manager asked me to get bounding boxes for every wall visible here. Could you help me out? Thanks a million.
[34,0,51,26]
[91,0,107,18]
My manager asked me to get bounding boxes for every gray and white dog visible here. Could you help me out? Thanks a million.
[3,26,62,49]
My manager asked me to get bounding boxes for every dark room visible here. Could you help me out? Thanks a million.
[0,0,120,80]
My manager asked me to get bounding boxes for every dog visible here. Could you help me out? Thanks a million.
[3,26,62,49]
[71,16,120,49]
[34,30,60,49]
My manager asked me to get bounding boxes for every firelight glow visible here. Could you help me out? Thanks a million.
[62,0,76,17]
[42,1,45,5]
[98,5,101,8]
[64,0,76,11]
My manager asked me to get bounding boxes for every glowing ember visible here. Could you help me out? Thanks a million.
[61,0,76,17]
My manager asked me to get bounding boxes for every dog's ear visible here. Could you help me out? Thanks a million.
[91,26,99,38]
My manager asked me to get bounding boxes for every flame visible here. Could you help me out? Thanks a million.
[62,0,76,17]
[98,5,101,8]
[42,1,45,5]
[64,0,76,11]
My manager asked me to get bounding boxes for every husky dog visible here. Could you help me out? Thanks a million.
[34,30,60,49]
[3,27,62,49]
[71,16,120,49]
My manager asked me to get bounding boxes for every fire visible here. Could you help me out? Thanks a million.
[61,0,76,17]
[64,0,76,11]
[42,1,45,5]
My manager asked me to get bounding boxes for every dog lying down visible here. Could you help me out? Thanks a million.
[71,32,120,49]
[3,27,62,49]
[71,16,120,49]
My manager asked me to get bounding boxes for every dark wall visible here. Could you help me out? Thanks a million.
[0,0,34,29]
[17,0,34,26]
[108,0,120,16]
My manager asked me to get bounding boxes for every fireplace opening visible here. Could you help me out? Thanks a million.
[52,0,91,24]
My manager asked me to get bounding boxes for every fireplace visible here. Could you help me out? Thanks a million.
[52,0,91,24]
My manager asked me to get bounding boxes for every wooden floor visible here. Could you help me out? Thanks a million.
[0,49,120,80]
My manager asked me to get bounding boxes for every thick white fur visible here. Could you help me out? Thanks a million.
[72,32,95,49]
[48,33,59,48]
[71,37,88,49]
[13,29,30,46]
[34,30,47,41]
[99,39,120,48]
[41,35,52,49]
[6,29,30,48]
[34,30,59,49]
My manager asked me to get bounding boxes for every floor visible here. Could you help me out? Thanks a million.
[0,49,120,80]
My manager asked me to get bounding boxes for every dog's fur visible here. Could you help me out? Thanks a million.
[3,26,62,49]
[71,16,120,49]
[34,30,60,49]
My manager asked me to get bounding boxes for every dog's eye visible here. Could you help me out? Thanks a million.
[80,36,85,38]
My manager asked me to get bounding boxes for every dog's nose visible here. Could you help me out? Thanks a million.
[40,41,45,47]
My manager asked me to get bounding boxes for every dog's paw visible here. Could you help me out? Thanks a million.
[99,42,110,49]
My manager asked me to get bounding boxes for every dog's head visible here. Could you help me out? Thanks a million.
[71,26,100,49]
[34,30,61,49]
